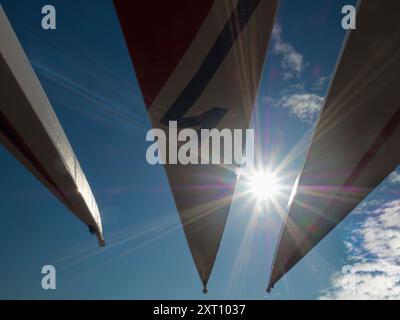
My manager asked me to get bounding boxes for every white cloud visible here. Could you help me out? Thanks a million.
[266,93,324,122]
[284,82,306,93]
[320,199,400,300]
[264,25,322,123]
[353,199,383,215]
[272,24,306,79]
[312,76,330,90]
[389,171,400,185]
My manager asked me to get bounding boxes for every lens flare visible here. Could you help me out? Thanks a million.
[247,170,281,202]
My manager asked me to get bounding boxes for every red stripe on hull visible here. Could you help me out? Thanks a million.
[114,0,214,107]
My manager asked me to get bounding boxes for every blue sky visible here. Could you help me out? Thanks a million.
[1,0,399,299]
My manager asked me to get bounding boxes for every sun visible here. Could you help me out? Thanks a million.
[246,170,282,202]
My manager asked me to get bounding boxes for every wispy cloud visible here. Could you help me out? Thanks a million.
[312,76,330,91]
[264,25,325,123]
[265,93,324,123]
[353,199,384,215]
[320,199,400,300]
[272,24,306,79]
[389,171,400,185]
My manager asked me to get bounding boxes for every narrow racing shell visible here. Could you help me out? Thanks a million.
[0,7,104,246]
[114,0,279,291]
[268,0,400,291]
